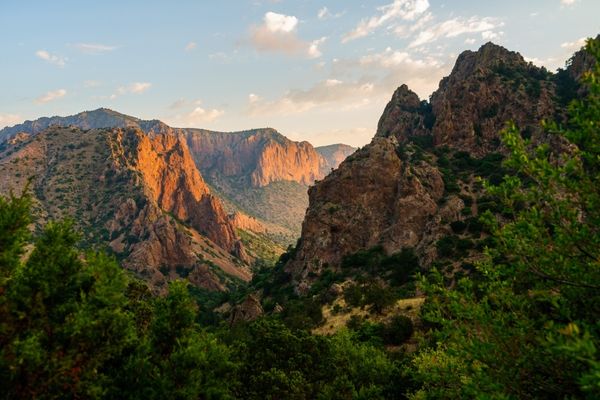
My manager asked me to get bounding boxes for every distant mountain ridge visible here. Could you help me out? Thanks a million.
[0,125,251,293]
[0,109,356,243]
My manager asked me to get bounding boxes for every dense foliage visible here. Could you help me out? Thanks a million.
[0,191,406,399]
[411,38,600,399]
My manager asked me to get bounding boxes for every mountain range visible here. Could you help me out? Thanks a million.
[284,41,592,294]
[0,110,355,292]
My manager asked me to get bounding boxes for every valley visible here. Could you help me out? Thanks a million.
[1,2,598,395]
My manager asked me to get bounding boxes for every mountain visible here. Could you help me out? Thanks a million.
[181,128,324,242]
[286,41,585,293]
[0,112,355,245]
[0,125,250,293]
[315,144,357,172]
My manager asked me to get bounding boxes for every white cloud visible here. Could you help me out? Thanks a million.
[408,16,504,48]
[73,43,116,54]
[129,82,152,93]
[247,45,449,119]
[308,37,327,58]
[35,50,66,67]
[0,114,22,128]
[185,41,197,51]
[35,89,67,104]
[465,38,476,44]
[343,0,430,42]
[186,107,224,123]
[110,82,152,99]
[561,0,578,5]
[169,98,188,109]
[561,37,587,51]
[249,11,326,58]
[248,93,261,104]
[247,78,378,117]
[264,11,298,33]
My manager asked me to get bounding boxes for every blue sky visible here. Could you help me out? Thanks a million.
[1,0,598,146]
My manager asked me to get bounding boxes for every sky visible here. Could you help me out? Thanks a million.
[0,0,598,147]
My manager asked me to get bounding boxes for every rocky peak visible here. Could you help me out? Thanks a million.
[114,127,244,259]
[448,43,522,82]
[430,42,555,154]
[375,84,426,141]
[286,39,587,293]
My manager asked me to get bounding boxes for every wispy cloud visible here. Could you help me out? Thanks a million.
[249,11,326,58]
[561,37,586,51]
[408,16,504,48]
[343,0,430,42]
[185,41,197,51]
[110,82,152,99]
[317,6,344,20]
[73,43,116,54]
[185,106,224,123]
[0,113,22,128]
[164,100,225,127]
[35,50,66,67]
[560,0,578,6]
[35,89,67,104]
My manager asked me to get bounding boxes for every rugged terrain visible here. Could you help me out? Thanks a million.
[0,126,250,293]
[0,112,355,245]
[286,41,587,293]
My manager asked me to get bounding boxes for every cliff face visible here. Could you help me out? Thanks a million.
[0,126,250,293]
[286,42,583,292]
[183,128,326,187]
[182,128,355,243]
[1,114,356,246]
[120,131,241,256]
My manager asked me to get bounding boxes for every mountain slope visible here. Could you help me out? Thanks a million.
[286,41,579,293]
[0,125,250,293]
[1,112,356,246]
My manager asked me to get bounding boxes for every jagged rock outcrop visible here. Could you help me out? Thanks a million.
[430,43,556,155]
[286,41,593,293]
[123,131,242,256]
[229,211,268,234]
[229,294,264,324]
[0,125,250,293]
[0,112,356,245]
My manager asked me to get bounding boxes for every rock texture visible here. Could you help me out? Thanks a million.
[286,41,593,292]
[181,129,355,242]
[184,128,326,187]
[229,294,264,324]
[0,111,356,247]
[229,211,268,234]
[0,125,250,293]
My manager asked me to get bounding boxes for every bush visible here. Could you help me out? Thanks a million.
[383,315,414,345]
[450,220,467,234]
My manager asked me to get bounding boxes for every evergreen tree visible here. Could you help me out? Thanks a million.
[411,38,600,399]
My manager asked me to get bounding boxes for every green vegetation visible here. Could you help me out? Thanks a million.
[0,193,409,398]
[411,39,600,399]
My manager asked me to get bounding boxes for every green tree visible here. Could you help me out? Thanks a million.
[0,191,236,399]
[411,38,600,399]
